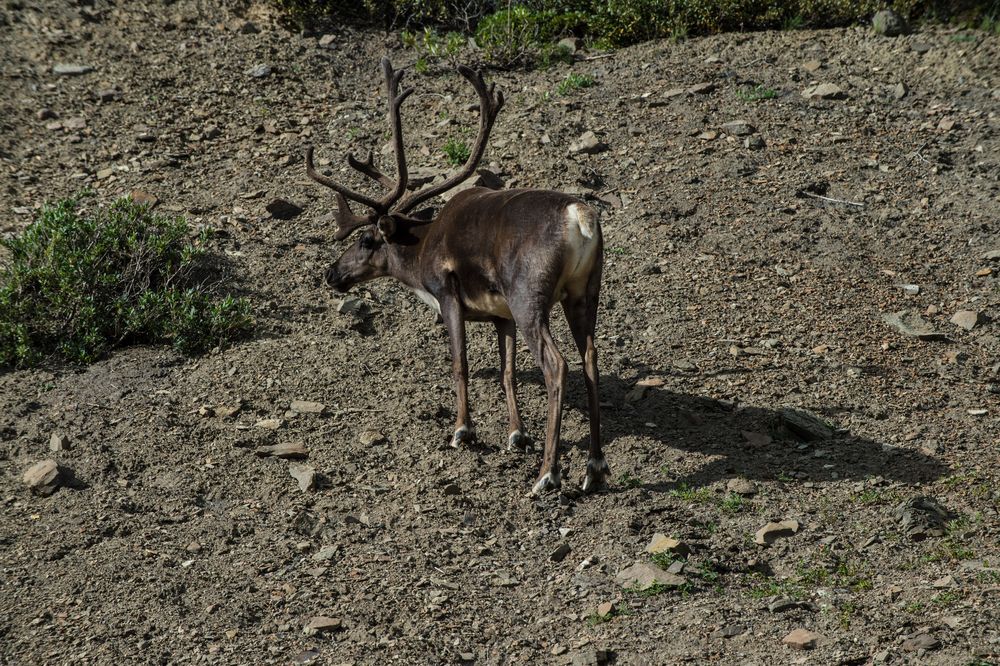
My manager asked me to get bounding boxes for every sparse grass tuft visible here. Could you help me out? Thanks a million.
[650,551,679,569]
[736,84,778,102]
[617,471,643,489]
[0,195,251,366]
[556,72,596,95]
[669,482,715,504]
[720,492,745,514]
[747,575,801,600]
[625,582,670,597]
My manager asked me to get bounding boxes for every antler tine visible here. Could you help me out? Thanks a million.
[305,146,382,211]
[393,65,504,214]
[331,192,373,241]
[347,150,394,189]
[375,57,414,210]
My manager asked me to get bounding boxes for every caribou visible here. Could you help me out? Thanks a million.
[306,58,607,495]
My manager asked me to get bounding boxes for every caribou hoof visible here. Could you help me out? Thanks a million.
[450,425,476,448]
[530,468,561,496]
[581,456,610,493]
[507,430,533,452]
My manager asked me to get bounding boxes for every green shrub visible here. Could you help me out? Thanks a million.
[475,5,586,65]
[274,0,1000,61]
[0,196,252,367]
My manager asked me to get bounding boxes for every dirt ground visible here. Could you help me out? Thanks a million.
[2,1,999,664]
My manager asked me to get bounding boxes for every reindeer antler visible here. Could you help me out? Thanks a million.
[347,150,394,189]
[331,192,373,241]
[392,65,504,215]
[306,58,414,238]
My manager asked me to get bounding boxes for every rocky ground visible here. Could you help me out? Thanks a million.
[2,1,999,664]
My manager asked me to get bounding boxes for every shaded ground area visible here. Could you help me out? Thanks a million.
[1,1,999,664]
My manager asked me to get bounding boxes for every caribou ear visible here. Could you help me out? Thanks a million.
[376,215,396,239]
[410,207,435,222]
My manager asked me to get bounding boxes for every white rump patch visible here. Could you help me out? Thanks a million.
[565,203,595,239]
[556,202,600,302]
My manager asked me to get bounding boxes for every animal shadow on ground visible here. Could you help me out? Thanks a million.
[477,366,949,492]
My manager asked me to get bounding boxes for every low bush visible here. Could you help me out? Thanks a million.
[273,0,1000,58]
[0,195,252,367]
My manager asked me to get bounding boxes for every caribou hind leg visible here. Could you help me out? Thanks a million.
[510,301,567,495]
[494,318,531,451]
[563,263,607,491]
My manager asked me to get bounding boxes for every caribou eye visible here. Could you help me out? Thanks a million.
[359,233,376,250]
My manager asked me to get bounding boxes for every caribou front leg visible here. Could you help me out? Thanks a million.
[441,291,475,448]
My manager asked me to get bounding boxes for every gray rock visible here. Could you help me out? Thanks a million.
[359,429,387,446]
[802,83,846,100]
[901,633,940,652]
[312,545,338,561]
[981,249,1000,261]
[557,36,581,54]
[894,495,954,540]
[569,131,608,155]
[23,460,64,495]
[288,463,316,491]
[248,64,272,78]
[615,561,686,590]
[304,616,341,634]
[290,400,326,414]
[933,574,956,588]
[406,167,438,189]
[570,648,609,666]
[645,533,691,556]
[318,34,336,48]
[744,135,766,150]
[783,628,822,650]
[727,478,756,496]
[96,88,121,102]
[883,310,948,341]
[53,63,94,76]
[769,597,803,612]
[438,168,504,201]
[266,198,302,220]
[550,543,571,562]
[49,433,71,452]
[755,519,800,546]
[128,190,160,208]
[721,120,755,136]
[872,9,908,36]
[780,408,833,441]
[714,624,746,638]
[688,82,716,94]
[951,310,984,331]
[336,297,369,316]
[254,442,308,459]
[889,82,908,99]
